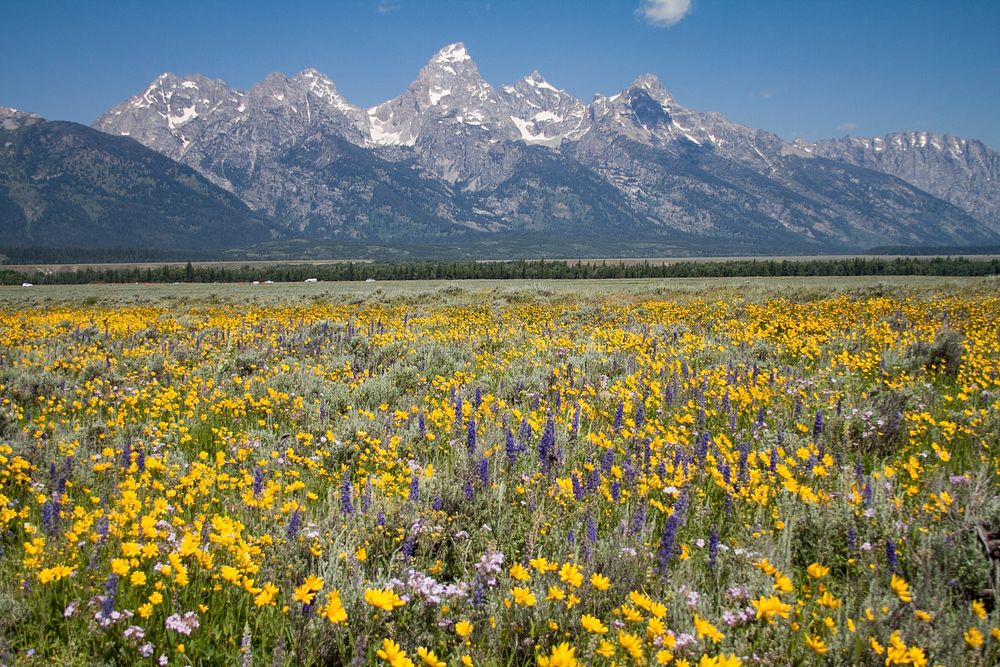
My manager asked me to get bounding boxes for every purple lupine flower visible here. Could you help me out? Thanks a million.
[120,441,132,469]
[793,395,802,420]
[635,402,645,429]
[340,476,354,515]
[708,527,719,569]
[454,397,463,425]
[610,480,621,502]
[694,431,710,464]
[571,474,583,501]
[476,457,489,486]
[252,468,264,497]
[657,514,680,572]
[464,479,474,501]
[538,414,556,473]
[587,515,598,544]
[418,412,426,438]
[467,417,477,456]
[572,404,581,436]
[836,398,843,416]
[362,480,373,511]
[613,401,624,431]
[432,496,443,511]
[886,539,898,573]
[769,447,778,474]
[286,510,301,539]
[101,574,119,618]
[602,448,614,473]
[42,498,59,535]
[566,529,575,548]
[408,475,420,502]
[862,482,872,508]
[847,526,856,552]
[812,410,824,441]
[505,429,519,463]
[401,533,416,560]
[518,418,532,445]
[586,467,601,493]
[377,512,385,527]
[135,449,145,473]
[474,387,482,408]
[629,504,646,535]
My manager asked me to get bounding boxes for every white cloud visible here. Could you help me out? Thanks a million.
[637,0,693,27]
[837,122,859,132]
[377,0,400,14]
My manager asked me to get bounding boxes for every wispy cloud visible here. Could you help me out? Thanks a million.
[637,0,693,27]
[754,88,778,100]
[837,121,859,132]
[376,0,400,15]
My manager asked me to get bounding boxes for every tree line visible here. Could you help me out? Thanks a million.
[1,256,998,286]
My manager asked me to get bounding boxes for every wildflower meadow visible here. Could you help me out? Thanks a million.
[0,280,997,666]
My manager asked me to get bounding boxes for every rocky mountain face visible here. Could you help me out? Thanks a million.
[90,42,999,250]
[0,108,274,249]
[807,133,1000,234]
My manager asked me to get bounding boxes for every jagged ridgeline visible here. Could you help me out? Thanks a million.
[89,42,1000,251]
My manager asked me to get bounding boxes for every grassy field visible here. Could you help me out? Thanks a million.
[1,275,996,306]
[0,277,997,665]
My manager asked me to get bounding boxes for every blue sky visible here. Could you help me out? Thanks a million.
[2,0,998,147]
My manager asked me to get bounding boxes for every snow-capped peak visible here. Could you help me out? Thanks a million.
[523,70,560,93]
[432,42,471,64]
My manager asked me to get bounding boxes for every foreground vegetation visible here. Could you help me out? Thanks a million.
[0,281,997,665]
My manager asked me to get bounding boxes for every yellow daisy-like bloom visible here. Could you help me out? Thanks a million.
[806,562,830,579]
[547,585,566,601]
[914,609,933,622]
[365,588,406,612]
[416,647,445,667]
[773,573,794,593]
[693,613,724,644]
[890,574,912,603]
[618,630,644,662]
[511,587,536,607]
[377,639,412,667]
[510,563,531,582]
[530,557,557,573]
[254,582,278,607]
[816,591,841,610]
[321,590,347,624]
[558,562,583,588]
[536,642,578,667]
[964,627,984,649]
[804,634,828,654]
[751,595,791,623]
[590,572,611,591]
[581,614,609,634]
[971,600,986,620]
[292,581,318,605]
[455,619,474,638]
[596,641,615,658]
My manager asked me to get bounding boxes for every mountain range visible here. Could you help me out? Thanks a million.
[4,42,999,253]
